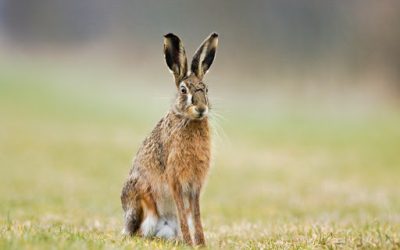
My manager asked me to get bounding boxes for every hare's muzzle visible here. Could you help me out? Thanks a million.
[194,106,208,119]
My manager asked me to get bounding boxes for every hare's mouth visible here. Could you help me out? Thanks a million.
[187,113,207,121]
[194,114,207,120]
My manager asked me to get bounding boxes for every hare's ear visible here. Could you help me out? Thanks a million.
[163,33,188,83]
[191,33,218,79]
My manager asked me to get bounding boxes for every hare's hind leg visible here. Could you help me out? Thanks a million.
[121,178,143,236]
[138,192,159,237]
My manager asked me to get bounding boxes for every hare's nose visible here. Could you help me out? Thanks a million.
[196,106,206,115]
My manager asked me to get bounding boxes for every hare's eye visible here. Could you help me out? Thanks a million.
[180,87,187,94]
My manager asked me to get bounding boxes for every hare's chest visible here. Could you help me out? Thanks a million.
[163,119,211,183]
[168,138,210,183]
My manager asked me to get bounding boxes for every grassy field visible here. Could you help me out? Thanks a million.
[1,62,400,249]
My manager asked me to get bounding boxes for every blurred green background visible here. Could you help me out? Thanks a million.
[0,1,399,249]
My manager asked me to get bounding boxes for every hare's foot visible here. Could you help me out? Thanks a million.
[140,214,158,237]
[155,217,179,240]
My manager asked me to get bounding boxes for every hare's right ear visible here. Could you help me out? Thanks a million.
[191,33,218,79]
[163,33,188,84]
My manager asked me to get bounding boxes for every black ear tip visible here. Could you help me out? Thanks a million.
[164,33,178,39]
[210,32,218,38]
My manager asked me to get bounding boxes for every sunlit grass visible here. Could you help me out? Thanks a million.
[0,64,399,249]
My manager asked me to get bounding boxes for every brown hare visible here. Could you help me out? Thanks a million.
[121,33,218,246]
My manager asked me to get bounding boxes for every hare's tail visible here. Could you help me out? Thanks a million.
[121,177,143,236]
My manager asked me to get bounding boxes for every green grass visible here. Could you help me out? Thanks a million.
[0,63,399,249]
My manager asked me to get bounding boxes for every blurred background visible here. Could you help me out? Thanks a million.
[0,1,399,248]
[2,0,400,94]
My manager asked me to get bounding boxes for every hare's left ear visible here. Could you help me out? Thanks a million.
[191,33,219,79]
[164,33,188,84]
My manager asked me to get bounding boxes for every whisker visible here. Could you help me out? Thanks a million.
[209,109,231,149]
[210,110,227,122]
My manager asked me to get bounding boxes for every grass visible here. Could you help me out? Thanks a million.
[0,62,399,249]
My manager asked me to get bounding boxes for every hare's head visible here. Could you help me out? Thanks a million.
[163,33,218,120]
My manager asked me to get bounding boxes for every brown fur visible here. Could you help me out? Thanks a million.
[121,33,218,246]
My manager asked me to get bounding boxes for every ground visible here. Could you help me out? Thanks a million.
[0,62,399,249]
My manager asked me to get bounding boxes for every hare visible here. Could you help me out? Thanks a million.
[120,33,218,246]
